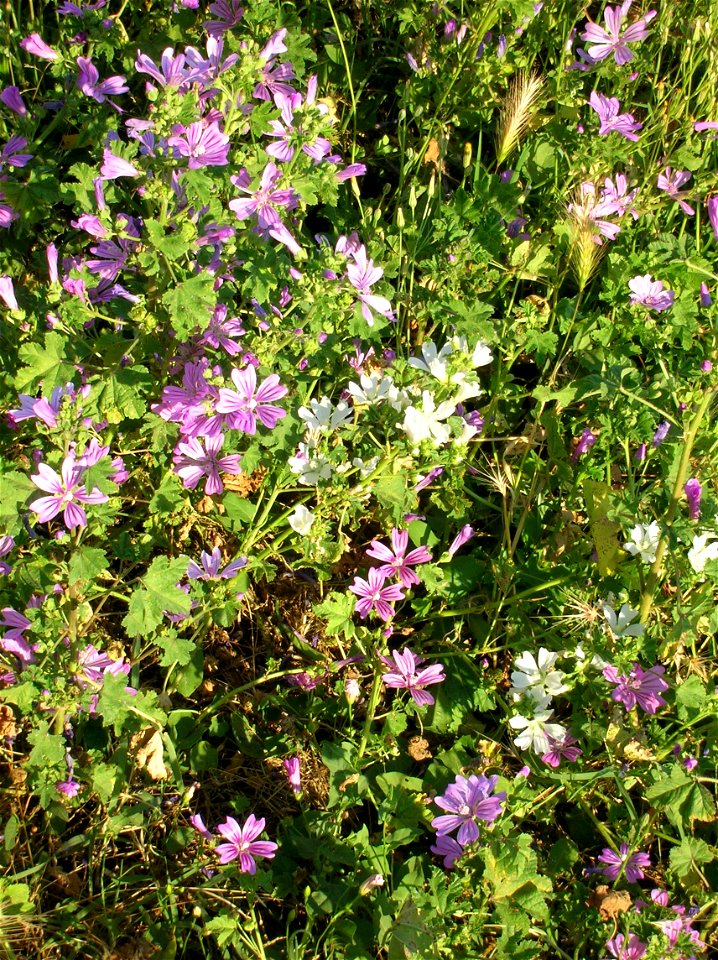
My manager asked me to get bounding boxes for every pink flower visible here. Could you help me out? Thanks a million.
[605,933,647,960]
[100,149,140,180]
[345,246,393,326]
[379,647,445,706]
[657,167,694,215]
[597,843,651,883]
[30,455,109,529]
[602,663,668,714]
[541,733,582,768]
[172,434,242,495]
[0,276,18,310]
[77,57,128,104]
[20,33,59,60]
[283,757,301,795]
[580,3,655,65]
[348,568,404,621]
[448,524,475,557]
[56,779,81,798]
[168,120,230,169]
[684,478,702,520]
[431,772,505,844]
[628,274,674,311]
[215,813,278,873]
[215,365,288,434]
[707,196,718,241]
[588,92,642,141]
[189,813,214,841]
[366,529,431,587]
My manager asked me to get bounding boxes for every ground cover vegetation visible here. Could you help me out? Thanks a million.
[0,0,717,956]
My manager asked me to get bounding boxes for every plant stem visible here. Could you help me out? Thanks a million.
[357,670,382,759]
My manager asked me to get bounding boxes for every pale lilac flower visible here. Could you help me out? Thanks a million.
[100,149,140,180]
[215,814,278,872]
[509,707,567,753]
[200,304,245,355]
[570,427,595,463]
[581,3,655,65]
[0,535,13,576]
[448,524,475,557]
[283,757,301,795]
[511,649,568,702]
[657,168,694,215]
[589,92,642,140]
[20,33,59,60]
[0,137,32,170]
[345,246,393,326]
[297,396,352,433]
[228,163,300,253]
[188,547,246,580]
[189,813,214,840]
[348,569,405,622]
[695,120,718,133]
[707,196,718,241]
[700,283,712,306]
[215,366,288,434]
[430,834,464,869]
[602,602,644,638]
[651,420,670,446]
[605,933,647,960]
[602,663,668,713]
[287,504,315,536]
[541,733,582,768]
[431,773,505,845]
[379,647,445,706]
[30,456,109,529]
[0,276,18,310]
[688,532,718,572]
[46,243,58,283]
[76,57,128,104]
[0,87,27,116]
[366,529,432,587]
[56,779,81,798]
[628,275,674,311]
[601,173,638,219]
[168,120,230,168]
[173,434,242,495]
[597,843,651,882]
[204,0,245,38]
[685,478,702,520]
[359,874,385,894]
[568,180,623,244]
[650,888,670,907]
[265,78,332,164]
[134,48,189,89]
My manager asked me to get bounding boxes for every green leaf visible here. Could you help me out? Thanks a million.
[669,836,713,882]
[89,365,152,423]
[97,674,167,733]
[146,219,196,260]
[173,647,204,698]
[122,556,192,637]
[314,591,356,640]
[223,492,257,527]
[157,631,196,667]
[0,470,36,536]
[646,765,716,827]
[15,332,76,393]
[161,272,216,340]
[68,547,108,585]
[482,835,552,920]
[375,474,416,524]
[674,675,707,719]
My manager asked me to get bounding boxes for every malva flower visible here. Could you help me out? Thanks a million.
[570,427,596,463]
[0,276,18,310]
[602,602,644,639]
[651,420,670,447]
[215,813,278,873]
[204,0,245,37]
[687,531,718,573]
[707,196,718,242]
[0,136,32,170]
[188,547,246,580]
[430,833,464,869]
[602,662,668,714]
[684,478,702,520]
[509,705,567,753]
[431,773,506,846]
[657,167,694,216]
[215,365,288,434]
[588,92,642,141]
[345,245,393,326]
[172,434,242,495]
[135,47,190,89]
[283,757,301,795]
[447,524,475,557]
[100,149,140,180]
[366,529,432,587]
[76,57,128,105]
[597,842,651,883]
[624,520,661,562]
[628,274,674,310]
[0,87,28,117]
[168,120,230,169]
[580,2,655,65]
[30,455,109,530]
[510,648,568,702]
[20,33,59,60]
[348,568,405,622]
[541,733,582,768]
[379,647,445,706]
[605,933,647,960]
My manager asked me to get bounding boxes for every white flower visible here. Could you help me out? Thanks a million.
[401,391,456,447]
[352,455,379,478]
[602,602,644,638]
[687,532,718,573]
[288,441,333,485]
[450,335,494,368]
[624,521,661,563]
[575,644,610,671]
[288,505,315,536]
[407,340,453,382]
[297,396,352,433]
[509,708,567,753]
[510,648,568,702]
[346,373,396,406]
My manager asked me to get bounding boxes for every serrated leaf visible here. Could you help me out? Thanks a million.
[68,547,108,585]
[15,333,76,393]
[314,591,356,640]
[0,470,36,536]
[669,837,713,881]
[157,632,196,667]
[89,365,152,423]
[161,272,216,340]
[122,555,191,637]
[646,765,715,827]
[146,219,193,260]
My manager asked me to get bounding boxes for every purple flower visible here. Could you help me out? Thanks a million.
[700,283,712,307]
[581,3,655,65]
[77,57,128,105]
[379,647,445,706]
[628,275,674,311]
[707,195,718,241]
[348,568,405,622]
[56,779,81,798]
[431,773,506,846]
[215,366,288,434]
[448,524,475,557]
[30,456,109,529]
[597,843,651,883]
[100,149,140,180]
[570,427,596,463]
[345,245,393,326]
[173,434,242,495]
[589,92,642,141]
[188,547,246,580]
[366,529,431,587]
[20,33,59,60]
[651,420,670,447]
[605,933,647,960]
[189,813,214,840]
[215,813,278,873]
[430,834,464,869]
[657,167,694,216]
[602,662,668,714]
[601,173,638,219]
[283,757,301,795]
[204,0,245,38]
[0,87,27,116]
[541,733,582,768]
[134,48,189,89]
[0,535,13,576]
[228,163,300,253]
[685,478,702,520]
[0,276,18,310]
[168,120,230,168]
[0,136,32,170]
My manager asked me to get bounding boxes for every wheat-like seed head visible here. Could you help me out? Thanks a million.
[496,72,544,167]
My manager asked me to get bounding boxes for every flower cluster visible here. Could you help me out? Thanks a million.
[349,528,431,622]
[430,773,505,868]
